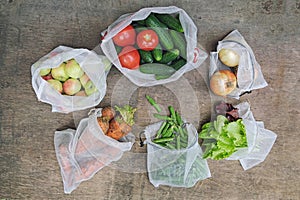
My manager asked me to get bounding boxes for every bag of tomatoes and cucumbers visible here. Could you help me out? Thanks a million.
[100,6,207,87]
[141,95,211,188]
[54,105,136,193]
[31,45,112,113]
[208,30,268,99]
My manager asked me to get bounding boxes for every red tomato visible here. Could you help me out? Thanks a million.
[118,46,140,70]
[113,25,136,47]
[137,30,159,51]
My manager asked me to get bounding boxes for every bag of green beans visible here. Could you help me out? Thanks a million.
[144,121,211,187]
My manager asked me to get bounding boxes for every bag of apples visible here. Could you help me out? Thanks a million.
[100,6,207,86]
[31,46,112,113]
[209,30,268,99]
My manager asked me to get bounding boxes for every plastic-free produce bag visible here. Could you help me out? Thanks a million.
[209,30,268,99]
[101,6,207,86]
[200,102,277,170]
[54,108,134,193]
[144,122,211,187]
[31,46,111,113]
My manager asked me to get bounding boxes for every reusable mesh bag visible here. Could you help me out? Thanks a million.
[31,46,111,113]
[226,102,277,170]
[54,108,134,193]
[144,122,211,187]
[100,6,207,86]
[209,30,268,99]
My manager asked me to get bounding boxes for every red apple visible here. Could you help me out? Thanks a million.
[84,80,97,96]
[42,74,53,81]
[79,73,90,87]
[47,79,63,93]
[75,90,87,97]
[65,59,84,78]
[51,63,69,82]
[63,78,81,95]
[39,68,51,76]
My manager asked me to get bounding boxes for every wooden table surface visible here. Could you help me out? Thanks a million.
[0,0,299,199]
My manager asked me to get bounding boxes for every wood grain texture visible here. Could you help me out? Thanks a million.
[0,0,299,199]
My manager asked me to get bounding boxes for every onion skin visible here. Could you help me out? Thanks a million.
[210,70,237,96]
[218,48,240,67]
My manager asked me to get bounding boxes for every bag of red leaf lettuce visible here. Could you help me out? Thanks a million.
[209,30,268,99]
[100,6,207,86]
[199,102,277,170]
[144,122,211,187]
[31,46,111,113]
[54,108,135,193]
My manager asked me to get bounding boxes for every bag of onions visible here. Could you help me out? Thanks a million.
[209,30,268,99]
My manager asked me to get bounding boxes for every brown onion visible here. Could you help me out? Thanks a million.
[210,70,237,96]
[218,48,240,67]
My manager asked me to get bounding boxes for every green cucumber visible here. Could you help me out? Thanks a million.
[152,43,163,61]
[159,49,179,64]
[145,14,174,50]
[169,30,187,59]
[115,45,122,54]
[155,73,173,80]
[155,14,184,33]
[170,58,186,70]
[138,49,153,63]
[139,63,176,75]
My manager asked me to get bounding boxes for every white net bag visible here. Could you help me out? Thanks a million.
[31,46,111,113]
[209,30,268,99]
[101,6,207,86]
[54,108,134,193]
[144,122,211,187]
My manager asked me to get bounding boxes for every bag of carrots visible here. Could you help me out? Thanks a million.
[54,106,136,193]
[142,99,211,187]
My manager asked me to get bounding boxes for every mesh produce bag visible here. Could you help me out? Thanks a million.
[54,108,134,193]
[200,102,277,170]
[209,30,268,99]
[227,102,277,170]
[101,6,207,86]
[31,46,111,113]
[144,122,211,187]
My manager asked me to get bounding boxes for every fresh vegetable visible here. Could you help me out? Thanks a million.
[97,105,137,140]
[199,102,247,160]
[159,49,180,64]
[118,46,140,70]
[112,25,136,47]
[209,70,237,96]
[218,48,240,67]
[170,58,186,70]
[139,63,176,76]
[152,43,163,62]
[169,30,187,59]
[138,49,153,63]
[145,14,174,50]
[146,96,203,186]
[145,94,162,113]
[155,14,184,33]
[137,29,159,51]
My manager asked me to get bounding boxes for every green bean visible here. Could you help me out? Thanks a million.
[165,143,176,150]
[146,95,162,113]
[153,137,174,143]
[156,121,167,139]
[163,126,174,137]
[175,111,183,126]
[168,106,176,121]
[153,113,173,121]
[176,135,181,149]
[161,123,170,136]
